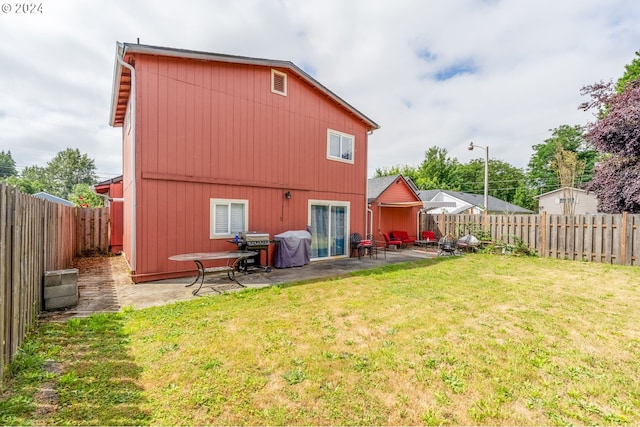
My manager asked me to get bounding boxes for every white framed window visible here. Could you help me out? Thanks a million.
[210,198,248,239]
[271,69,287,96]
[327,129,354,163]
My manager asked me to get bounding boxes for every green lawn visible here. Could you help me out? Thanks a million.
[2,254,640,425]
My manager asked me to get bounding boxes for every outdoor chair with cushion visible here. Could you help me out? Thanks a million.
[350,232,373,259]
[382,232,403,251]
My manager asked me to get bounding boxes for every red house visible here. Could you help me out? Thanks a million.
[109,43,379,282]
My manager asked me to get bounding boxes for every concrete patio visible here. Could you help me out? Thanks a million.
[40,247,439,320]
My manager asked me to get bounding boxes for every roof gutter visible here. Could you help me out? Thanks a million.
[115,43,137,271]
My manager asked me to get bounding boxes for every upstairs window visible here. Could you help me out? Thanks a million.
[327,129,354,163]
[271,69,287,96]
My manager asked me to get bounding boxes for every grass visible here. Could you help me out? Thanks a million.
[2,254,640,425]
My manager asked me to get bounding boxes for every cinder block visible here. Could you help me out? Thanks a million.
[44,284,78,299]
[45,294,78,310]
[43,269,79,311]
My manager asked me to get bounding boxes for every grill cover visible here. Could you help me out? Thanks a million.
[274,230,312,268]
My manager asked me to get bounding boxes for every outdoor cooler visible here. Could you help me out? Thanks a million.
[274,230,312,268]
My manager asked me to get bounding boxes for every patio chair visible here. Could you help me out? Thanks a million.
[350,232,372,259]
[438,234,460,256]
[382,232,403,251]
[366,234,381,259]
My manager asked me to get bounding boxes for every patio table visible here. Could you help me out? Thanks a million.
[168,251,257,295]
[415,238,438,252]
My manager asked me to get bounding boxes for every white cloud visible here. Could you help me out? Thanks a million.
[0,0,639,181]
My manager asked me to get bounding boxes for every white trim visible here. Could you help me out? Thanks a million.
[326,129,355,164]
[308,199,351,260]
[210,198,249,239]
[271,69,287,96]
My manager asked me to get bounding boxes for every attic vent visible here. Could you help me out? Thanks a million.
[271,69,287,96]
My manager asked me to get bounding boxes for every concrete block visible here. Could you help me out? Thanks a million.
[45,295,79,310]
[44,269,78,311]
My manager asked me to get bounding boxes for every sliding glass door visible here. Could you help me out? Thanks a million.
[309,201,349,259]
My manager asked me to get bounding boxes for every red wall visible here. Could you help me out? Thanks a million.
[123,54,371,281]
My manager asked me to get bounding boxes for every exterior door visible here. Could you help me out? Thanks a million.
[309,201,349,259]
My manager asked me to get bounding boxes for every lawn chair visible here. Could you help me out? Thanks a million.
[438,234,460,256]
[350,232,372,259]
[382,232,403,252]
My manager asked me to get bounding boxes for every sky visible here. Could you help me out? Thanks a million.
[1,0,639,182]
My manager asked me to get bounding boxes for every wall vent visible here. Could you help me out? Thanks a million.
[271,69,287,96]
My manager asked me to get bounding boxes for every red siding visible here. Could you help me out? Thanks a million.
[125,54,371,281]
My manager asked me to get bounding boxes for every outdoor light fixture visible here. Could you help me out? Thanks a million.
[467,141,489,215]
[284,191,292,199]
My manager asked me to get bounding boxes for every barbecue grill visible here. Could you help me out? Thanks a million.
[234,231,272,273]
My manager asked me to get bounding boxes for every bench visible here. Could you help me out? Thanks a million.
[390,231,416,248]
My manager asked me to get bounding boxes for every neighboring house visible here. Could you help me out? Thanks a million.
[367,175,423,240]
[534,187,599,215]
[94,175,124,254]
[33,192,74,207]
[418,190,533,214]
[109,42,379,282]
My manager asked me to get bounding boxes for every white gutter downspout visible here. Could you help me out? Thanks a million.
[116,54,137,271]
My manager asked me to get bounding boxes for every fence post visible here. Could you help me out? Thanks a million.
[540,211,547,257]
[621,211,628,265]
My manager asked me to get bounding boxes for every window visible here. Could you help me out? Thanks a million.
[210,198,248,238]
[327,129,354,163]
[271,69,287,96]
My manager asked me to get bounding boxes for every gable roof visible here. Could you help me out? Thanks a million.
[33,192,74,206]
[109,42,380,131]
[367,175,421,204]
[533,186,589,199]
[419,189,533,214]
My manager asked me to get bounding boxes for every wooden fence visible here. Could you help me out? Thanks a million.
[430,212,640,266]
[1,182,109,380]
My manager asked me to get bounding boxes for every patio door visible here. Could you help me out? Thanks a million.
[309,201,349,259]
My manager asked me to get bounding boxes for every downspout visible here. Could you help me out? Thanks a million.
[116,54,137,271]
[367,207,373,238]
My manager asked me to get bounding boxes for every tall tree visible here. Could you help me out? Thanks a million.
[552,145,585,215]
[580,78,640,213]
[526,125,597,194]
[45,148,98,199]
[0,150,17,178]
[414,146,460,190]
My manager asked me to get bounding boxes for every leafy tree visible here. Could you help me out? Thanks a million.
[580,78,640,213]
[0,150,17,178]
[526,125,597,194]
[374,164,420,183]
[374,146,461,190]
[68,183,104,208]
[616,51,640,93]
[44,148,98,199]
[2,175,45,194]
[414,146,461,190]
[456,159,531,209]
